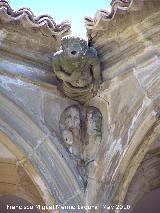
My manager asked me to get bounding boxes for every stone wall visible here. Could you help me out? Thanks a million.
[1,0,160,212]
[85,0,160,211]
[0,1,84,211]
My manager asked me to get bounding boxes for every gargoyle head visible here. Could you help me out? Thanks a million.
[61,36,88,59]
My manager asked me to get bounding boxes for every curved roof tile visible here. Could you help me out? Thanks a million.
[0,0,71,36]
[85,0,132,30]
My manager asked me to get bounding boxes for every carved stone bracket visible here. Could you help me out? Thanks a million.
[52,36,101,104]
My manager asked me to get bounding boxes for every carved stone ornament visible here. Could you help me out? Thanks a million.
[52,36,101,103]
[59,105,102,164]
[59,106,82,159]
[84,106,102,162]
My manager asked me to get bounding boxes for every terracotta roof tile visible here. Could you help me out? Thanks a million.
[85,0,132,30]
[0,0,71,36]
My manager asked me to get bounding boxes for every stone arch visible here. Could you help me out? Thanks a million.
[124,141,160,211]
[0,132,54,209]
[0,92,84,207]
[112,109,160,211]
[85,86,158,207]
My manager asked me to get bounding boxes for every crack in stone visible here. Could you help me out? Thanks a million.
[97,93,109,105]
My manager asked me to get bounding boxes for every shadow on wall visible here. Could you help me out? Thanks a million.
[0,196,41,213]
[133,188,160,213]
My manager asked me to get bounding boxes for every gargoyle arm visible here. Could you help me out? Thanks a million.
[52,54,71,82]
[52,57,81,82]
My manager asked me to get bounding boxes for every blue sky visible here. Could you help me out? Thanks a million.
[9,0,111,38]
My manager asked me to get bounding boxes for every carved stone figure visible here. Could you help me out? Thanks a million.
[59,106,82,159]
[60,105,102,183]
[60,105,102,161]
[84,107,102,162]
[52,36,101,103]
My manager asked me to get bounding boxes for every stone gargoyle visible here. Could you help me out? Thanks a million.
[52,36,101,103]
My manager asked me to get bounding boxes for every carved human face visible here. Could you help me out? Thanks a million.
[86,110,102,135]
[65,107,80,129]
[64,42,87,59]
[61,36,88,60]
